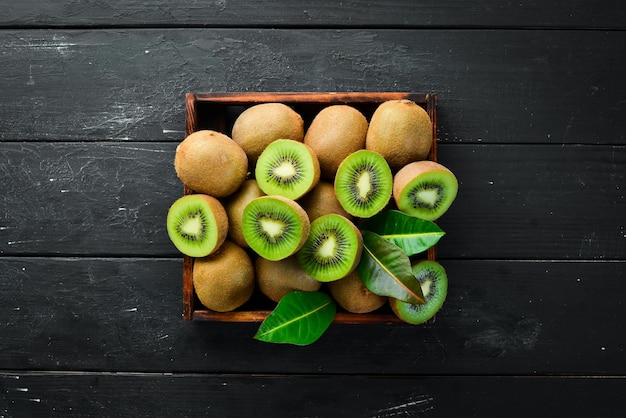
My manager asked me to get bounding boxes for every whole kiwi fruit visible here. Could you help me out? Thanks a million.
[174,130,248,197]
[328,270,386,314]
[222,179,265,248]
[304,105,368,179]
[231,103,304,164]
[255,255,321,303]
[365,99,433,171]
[193,240,255,312]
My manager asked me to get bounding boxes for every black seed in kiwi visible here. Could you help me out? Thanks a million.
[241,195,310,261]
[334,149,393,218]
[296,214,363,282]
[389,260,448,325]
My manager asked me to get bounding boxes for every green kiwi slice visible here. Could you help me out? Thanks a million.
[242,195,310,261]
[166,194,228,257]
[389,260,448,325]
[296,214,363,282]
[393,161,458,221]
[255,139,320,200]
[334,150,393,218]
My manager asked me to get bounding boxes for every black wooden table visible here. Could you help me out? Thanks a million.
[1,2,625,416]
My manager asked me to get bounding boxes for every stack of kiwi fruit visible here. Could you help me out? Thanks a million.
[166,99,458,324]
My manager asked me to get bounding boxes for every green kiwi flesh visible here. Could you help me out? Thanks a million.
[393,161,458,221]
[296,214,363,282]
[167,194,228,258]
[242,195,310,261]
[389,260,448,324]
[334,149,393,218]
[255,139,320,200]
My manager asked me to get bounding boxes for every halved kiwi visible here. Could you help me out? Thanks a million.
[241,195,310,261]
[166,194,228,257]
[389,260,448,324]
[255,139,320,200]
[296,214,363,282]
[393,160,458,221]
[334,149,393,218]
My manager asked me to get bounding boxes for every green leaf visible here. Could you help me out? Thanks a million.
[360,210,445,256]
[254,291,336,346]
[357,231,425,304]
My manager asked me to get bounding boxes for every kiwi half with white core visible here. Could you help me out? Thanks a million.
[242,195,310,261]
[255,139,320,200]
[166,194,229,257]
[393,160,458,221]
[334,149,393,218]
[296,214,363,282]
[389,260,448,324]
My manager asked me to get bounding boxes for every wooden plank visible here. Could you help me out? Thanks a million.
[1,372,625,417]
[2,0,625,29]
[0,29,624,144]
[1,142,623,259]
[0,257,623,375]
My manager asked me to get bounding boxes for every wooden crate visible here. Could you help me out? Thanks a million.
[183,92,438,323]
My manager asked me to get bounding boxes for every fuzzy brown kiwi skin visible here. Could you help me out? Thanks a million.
[175,130,249,198]
[365,100,433,171]
[255,255,321,303]
[328,270,386,314]
[223,179,265,248]
[392,160,456,220]
[192,240,255,312]
[304,105,368,180]
[231,103,304,165]
[297,181,353,222]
